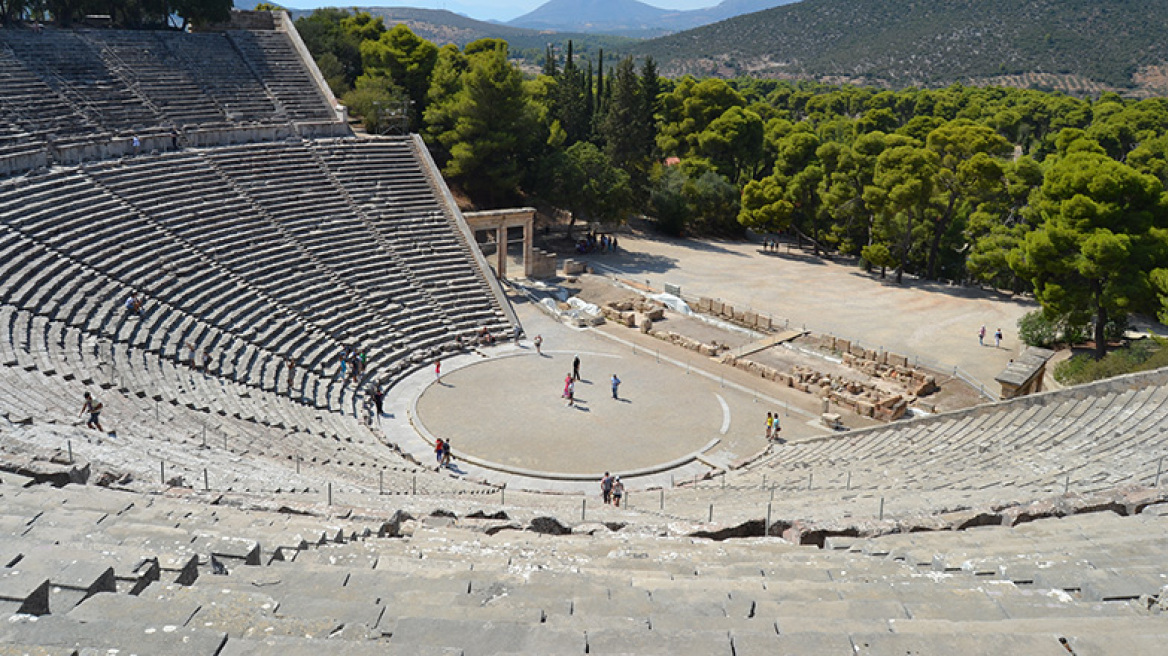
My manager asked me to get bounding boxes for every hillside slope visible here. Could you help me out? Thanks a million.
[290,6,638,62]
[509,0,798,37]
[636,0,1168,95]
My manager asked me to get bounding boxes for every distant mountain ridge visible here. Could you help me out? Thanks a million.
[634,0,1168,96]
[508,0,799,37]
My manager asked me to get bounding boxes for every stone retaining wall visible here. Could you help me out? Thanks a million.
[694,296,774,332]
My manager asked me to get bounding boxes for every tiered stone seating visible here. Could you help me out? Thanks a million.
[0,304,497,500]
[226,30,335,123]
[634,368,1168,536]
[0,40,105,147]
[1,469,1165,654]
[158,31,282,123]
[318,137,512,337]
[0,136,516,416]
[0,24,340,175]
[0,29,163,135]
[82,30,229,127]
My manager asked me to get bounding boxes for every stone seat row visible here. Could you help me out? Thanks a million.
[3,152,498,402]
[0,26,337,176]
[2,469,1165,655]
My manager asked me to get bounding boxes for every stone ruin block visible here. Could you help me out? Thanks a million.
[711,300,724,315]
[744,311,758,326]
[864,349,877,360]
[756,314,772,331]
[850,344,866,357]
[698,297,713,312]
[857,401,875,417]
[888,353,908,367]
[722,304,734,318]
[835,339,851,353]
[645,307,665,321]
[563,259,585,275]
[640,319,652,333]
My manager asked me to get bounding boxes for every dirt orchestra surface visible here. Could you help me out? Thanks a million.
[410,305,806,478]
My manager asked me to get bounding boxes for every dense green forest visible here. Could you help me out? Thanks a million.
[298,7,1168,360]
[636,0,1168,95]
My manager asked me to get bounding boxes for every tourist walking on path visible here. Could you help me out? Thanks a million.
[435,359,441,381]
[441,440,453,468]
[770,414,781,440]
[80,392,103,432]
[601,472,613,504]
[995,328,1003,348]
[612,477,624,507]
[978,325,986,346]
[435,438,445,470]
[534,335,542,356]
[564,374,575,407]
[765,412,774,440]
[611,374,621,399]
[573,355,581,381]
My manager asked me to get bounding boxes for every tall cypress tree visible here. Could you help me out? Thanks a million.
[555,40,590,145]
[595,49,605,118]
[542,44,557,77]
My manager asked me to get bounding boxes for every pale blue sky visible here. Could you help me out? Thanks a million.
[274,1,720,23]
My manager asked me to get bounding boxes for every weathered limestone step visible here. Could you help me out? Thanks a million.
[0,615,227,655]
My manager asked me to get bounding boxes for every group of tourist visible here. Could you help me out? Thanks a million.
[765,411,782,441]
[977,325,1004,348]
[338,345,367,383]
[600,471,625,507]
[434,437,454,470]
[575,233,618,254]
[182,342,213,373]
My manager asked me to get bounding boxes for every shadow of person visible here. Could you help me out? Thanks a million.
[616,398,632,404]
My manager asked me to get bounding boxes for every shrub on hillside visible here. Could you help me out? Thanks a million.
[1054,337,1168,386]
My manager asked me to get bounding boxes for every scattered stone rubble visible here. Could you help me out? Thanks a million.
[718,356,909,421]
[603,298,731,356]
[827,336,938,397]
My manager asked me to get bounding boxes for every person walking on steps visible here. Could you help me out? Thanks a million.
[80,392,104,433]
[612,477,624,507]
[370,384,385,416]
